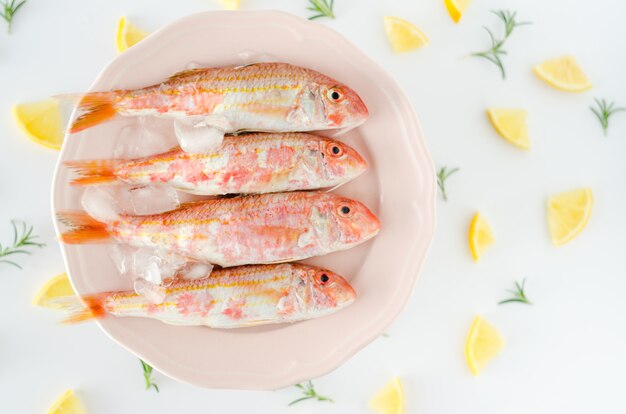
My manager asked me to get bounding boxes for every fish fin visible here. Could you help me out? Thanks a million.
[165,68,207,83]
[234,63,257,70]
[203,114,232,131]
[286,106,310,126]
[174,199,214,211]
[52,294,108,324]
[263,258,300,265]
[321,182,346,193]
[174,119,228,153]
[159,319,199,326]
[65,159,120,185]
[57,211,111,244]
[68,92,119,133]
[165,64,258,82]
[233,319,275,327]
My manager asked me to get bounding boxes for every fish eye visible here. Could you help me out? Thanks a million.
[315,271,332,286]
[327,87,344,103]
[325,142,345,157]
[337,203,354,217]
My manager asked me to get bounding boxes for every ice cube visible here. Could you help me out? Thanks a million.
[236,50,278,65]
[175,121,225,153]
[115,118,175,159]
[109,244,185,282]
[157,249,187,269]
[81,186,121,222]
[108,244,137,275]
[185,61,205,70]
[133,278,167,304]
[182,262,214,280]
[130,247,155,274]
[139,116,176,135]
[143,256,164,285]
[129,184,180,215]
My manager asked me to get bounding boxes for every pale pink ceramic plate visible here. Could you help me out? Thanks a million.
[52,10,435,390]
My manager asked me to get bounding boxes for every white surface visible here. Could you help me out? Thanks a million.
[1,0,625,412]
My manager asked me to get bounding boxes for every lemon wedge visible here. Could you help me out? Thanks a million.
[116,17,148,53]
[444,0,470,23]
[468,213,494,262]
[47,390,86,414]
[487,108,530,150]
[465,316,504,376]
[220,0,240,10]
[547,188,593,246]
[384,16,429,53]
[12,100,63,150]
[533,56,592,92]
[33,273,76,308]
[368,377,405,414]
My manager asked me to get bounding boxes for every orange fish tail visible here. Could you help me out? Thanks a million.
[54,294,108,324]
[57,211,111,244]
[69,92,119,133]
[65,159,119,185]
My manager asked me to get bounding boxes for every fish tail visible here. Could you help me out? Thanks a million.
[57,211,111,244]
[68,92,119,133]
[53,294,108,324]
[65,159,120,185]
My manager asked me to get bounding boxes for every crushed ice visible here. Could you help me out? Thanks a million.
[128,184,180,215]
[115,117,176,159]
[108,245,213,304]
[174,119,226,153]
[81,184,180,221]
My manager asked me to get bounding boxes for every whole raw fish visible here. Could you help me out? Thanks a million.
[65,132,367,195]
[68,62,369,151]
[58,192,381,267]
[57,263,356,328]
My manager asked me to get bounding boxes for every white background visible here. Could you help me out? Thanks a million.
[1,0,625,413]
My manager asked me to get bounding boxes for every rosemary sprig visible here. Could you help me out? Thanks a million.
[436,166,459,202]
[0,220,45,269]
[306,0,335,20]
[0,0,27,33]
[140,359,159,392]
[472,10,531,79]
[498,278,531,305]
[590,98,625,136]
[288,380,333,406]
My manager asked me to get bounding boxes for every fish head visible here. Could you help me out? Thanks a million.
[299,75,369,130]
[326,195,381,248]
[300,265,356,314]
[319,138,368,184]
[318,82,369,129]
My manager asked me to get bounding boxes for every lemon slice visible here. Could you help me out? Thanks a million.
[444,0,470,23]
[465,316,504,376]
[384,16,429,53]
[533,56,592,92]
[116,17,148,53]
[220,0,240,10]
[487,108,530,150]
[468,213,494,262]
[368,377,405,414]
[33,273,76,308]
[547,188,593,246]
[47,390,86,414]
[12,100,63,150]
